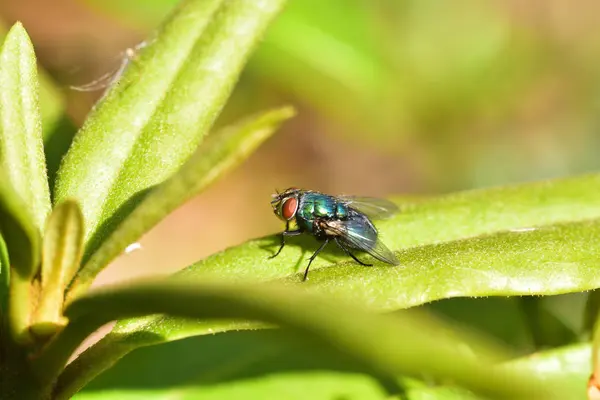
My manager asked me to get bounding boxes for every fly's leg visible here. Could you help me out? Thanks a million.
[270,222,302,259]
[303,238,330,281]
[334,238,372,267]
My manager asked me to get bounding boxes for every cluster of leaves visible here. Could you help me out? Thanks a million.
[1,0,599,399]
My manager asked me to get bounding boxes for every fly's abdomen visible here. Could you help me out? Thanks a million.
[335,202,349,219]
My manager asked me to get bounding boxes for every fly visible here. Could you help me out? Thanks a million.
[270,188,399,280]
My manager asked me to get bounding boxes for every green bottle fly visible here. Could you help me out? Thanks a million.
[270,188,399,280]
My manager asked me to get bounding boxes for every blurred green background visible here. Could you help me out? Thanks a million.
[1,0,599,286]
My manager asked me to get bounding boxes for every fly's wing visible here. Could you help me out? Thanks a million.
[339,196,399,220]
[323,218,399,265]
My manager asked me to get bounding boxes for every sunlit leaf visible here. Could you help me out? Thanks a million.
[175,173,600,299]
[58,173,600,395]
[0,22,51,234]
[53,0,287,266]
[0,24,48,341]
[67,106,295,299]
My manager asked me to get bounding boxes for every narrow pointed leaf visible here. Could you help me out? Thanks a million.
[32,200,84,336]
[44,280,561,399]
[174,173,600,298]
[57,173,600,393]
[53,0,287,263]
[67,106,295,299]
[69,325,592,400]
[71,330,478,400]
[0,170,41,342]
[0,22,51,233]
[0,23,47,340]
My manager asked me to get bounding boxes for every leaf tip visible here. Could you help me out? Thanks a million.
[4,21,33,48]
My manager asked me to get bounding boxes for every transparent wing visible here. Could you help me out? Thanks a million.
[339,196,399,220]
[323,219,399,265]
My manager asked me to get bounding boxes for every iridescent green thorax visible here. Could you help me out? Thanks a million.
[296,192,349,232]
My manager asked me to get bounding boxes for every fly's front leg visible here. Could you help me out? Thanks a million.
[270,222,302,259]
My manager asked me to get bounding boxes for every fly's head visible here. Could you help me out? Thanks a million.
[271,187,301,221]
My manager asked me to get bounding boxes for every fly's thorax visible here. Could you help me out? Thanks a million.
[296,193,352,234]
[295,194,314,232]
[299,192,349,220]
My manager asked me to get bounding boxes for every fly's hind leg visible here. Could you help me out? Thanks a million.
[334,238,372,267]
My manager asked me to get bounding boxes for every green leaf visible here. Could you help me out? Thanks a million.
[72,330,479,400]
[0,169,41,342]
[0,169,41,277]
[74,335,591,400]
[503,343,590,398]
[171,174,600,295]
[425,295,579,353]
[53,0,287,261]
[43,115,78,195]
[0,24,49,341]
[0,22,51,234]
[424,297,535,352]
[43,280,559,399]
[32,200,84,336]
[67,106,295,300]
[57,173,600,394]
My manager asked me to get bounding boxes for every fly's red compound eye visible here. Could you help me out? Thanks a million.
[281,197,298,220]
